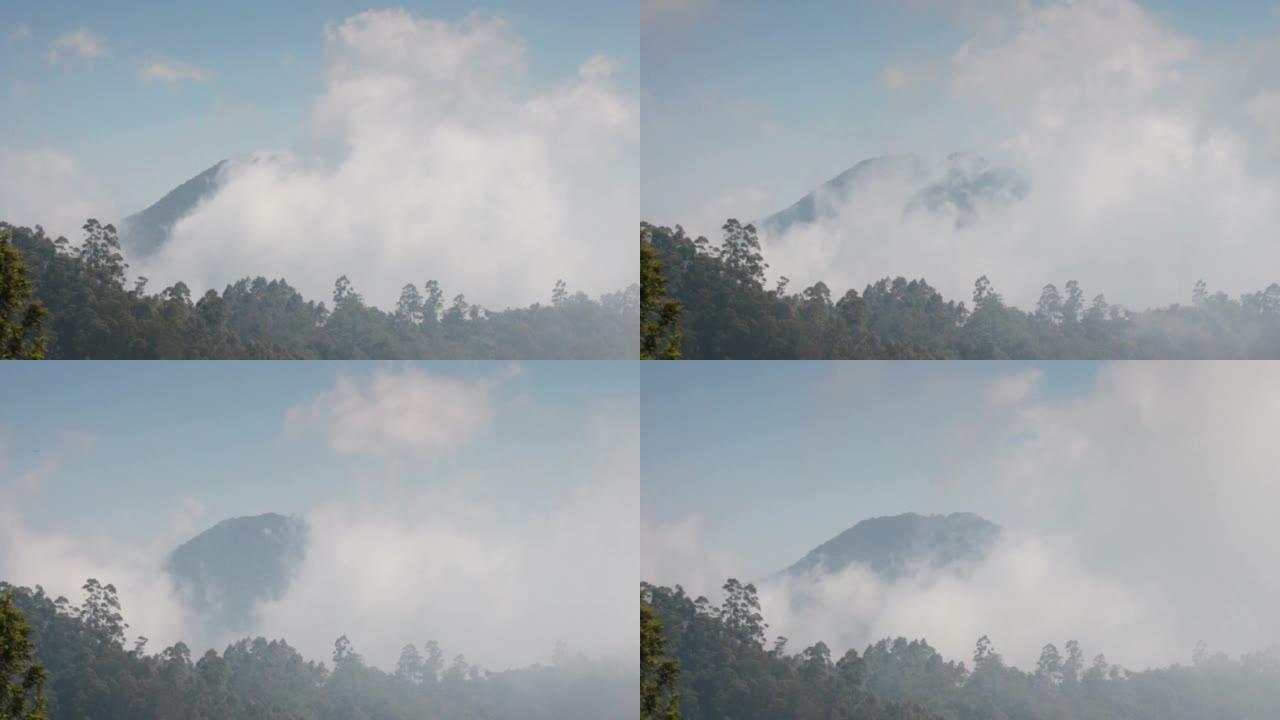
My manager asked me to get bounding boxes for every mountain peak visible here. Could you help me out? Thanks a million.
[759,153,1029,236]
[780,512,1000,581]
[166,513,307,633]
[119,160,227,257]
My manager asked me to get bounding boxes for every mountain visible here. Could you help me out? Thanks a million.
[119,160,226,257]
[165,512,307,633]
[779,512,1001,580]
[758,153,1030,236]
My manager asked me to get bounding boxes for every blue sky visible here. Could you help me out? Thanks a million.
[0,360,636,545]
[1,0,637,213]
[641,0,1280,229]
[641,360,1099,580]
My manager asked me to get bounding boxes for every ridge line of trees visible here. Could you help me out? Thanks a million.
[642,220,1280,359]
[0,579,633,719]
[643,579,1280,720]
[1,219,638,359]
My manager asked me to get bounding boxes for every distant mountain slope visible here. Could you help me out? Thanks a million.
[759,153,1030,236]
[165,512,307,633]
[119,160,226,257]
[780,512,1001,580]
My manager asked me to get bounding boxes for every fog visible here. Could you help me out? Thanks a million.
[0,366,638,673]
[752,0,1280,310]
[644,363,1280,671]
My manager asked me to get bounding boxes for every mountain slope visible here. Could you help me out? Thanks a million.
[165,512,307,633]
[780,512,1001,580]
[759,153,1030,236]
[119,160,226,257]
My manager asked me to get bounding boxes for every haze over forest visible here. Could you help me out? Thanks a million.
[640,0,1280,360]
[0,362,638,718]
[642,362,1280,672]
[1,2,637,358]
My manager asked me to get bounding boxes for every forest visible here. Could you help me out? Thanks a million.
[640,221,1280,359]
[0,220,638,359]
[0,580,633,720]
[640,581,1280,720]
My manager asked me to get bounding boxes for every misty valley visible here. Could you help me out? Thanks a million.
[640,218,1280,360]
[1,219,638,360]
[0,513,634,720]
[640,513,1280,720]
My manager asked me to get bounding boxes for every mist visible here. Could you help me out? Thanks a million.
[750,0,1280,310]
[644,362,1280,671]
[0,366,638,674]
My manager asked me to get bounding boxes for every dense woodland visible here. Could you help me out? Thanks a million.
[0,580,632,720]
[642,581,1280,720]
[0,220,637,359]
[642,221,1280,359]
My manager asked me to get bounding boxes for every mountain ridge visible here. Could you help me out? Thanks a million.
[777,511,1001,581]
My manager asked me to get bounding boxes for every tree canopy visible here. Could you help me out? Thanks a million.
[643,221,1280,359]
[2,220,637,359]
[0,580,633,720]
[643,580,1280,720]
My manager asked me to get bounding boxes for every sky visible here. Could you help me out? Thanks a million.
[0,0,638,310]
[642,0,1280,309]
[0,361,638,672]
[642,361,1280,671]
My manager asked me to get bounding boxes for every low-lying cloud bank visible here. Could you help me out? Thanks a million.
[4,9,636,311]
[0,367,638,672]
[138,10,636,311]
[645,363,1280,670]
[755,0,1280,310]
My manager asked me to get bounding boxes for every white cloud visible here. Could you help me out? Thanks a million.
[138,58,213,84]
[138,10,637,310]
[760,0,1280,309]
[259,401,639,670]
[286,365,514,461]
[0,378,638,673]
[647,363,1280,670]
[642,514,742,599]
[0,146,118,239]
[986,367,1042,408]
[10,24,31,42]
[46,26,109,65]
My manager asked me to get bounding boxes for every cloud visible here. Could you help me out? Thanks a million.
[0,438,197,652]
[46,27,109,65]
[0,146,118,239]
[647,363,1280,670]
[0,373,638,673]
[138,58,213,84]
[758,0,1280,310]
[286,365,515,461]
[137,9,637,310]
[642,514,742,599]
[258,400,640,670]
[10,24,31,42]
[986,367,1042,408]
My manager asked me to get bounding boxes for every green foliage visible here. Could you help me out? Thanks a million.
[0,592,48,719]
[641,582,939,720]
[640,230,683,359]
[0,229,48,359]
[645,220,1280,358]
[2,220,638,359]
[644,580,1280,720]
[1,580,632,720]
[640,595,680,719]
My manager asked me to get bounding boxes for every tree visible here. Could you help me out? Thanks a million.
[640,232,683,359]
[0,592,47,719]
[0,230,47,359]
[641,595,681,720]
